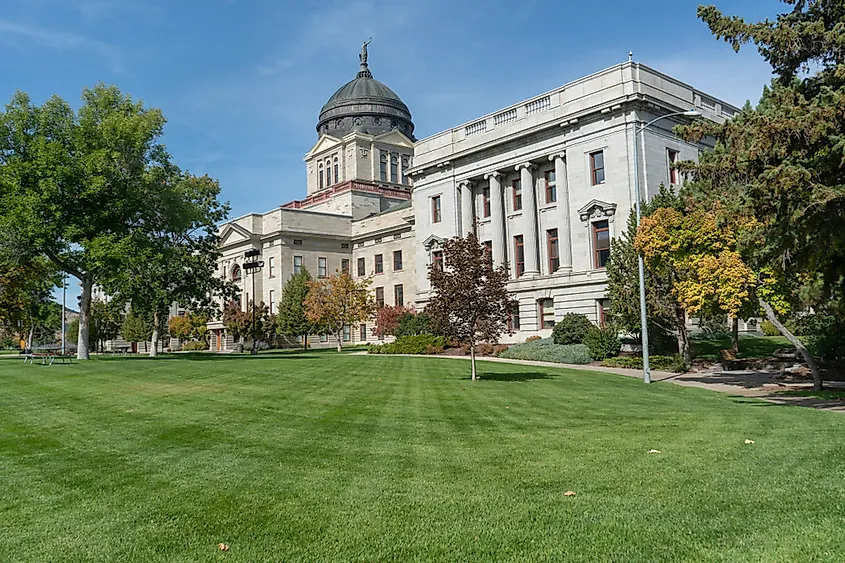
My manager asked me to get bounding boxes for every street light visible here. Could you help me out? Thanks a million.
[243,248,264,355]
[633,108,701,384]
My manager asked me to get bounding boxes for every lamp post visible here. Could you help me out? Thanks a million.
[243,248,264,355]
[61,272,67,355]
[633,108,701,384]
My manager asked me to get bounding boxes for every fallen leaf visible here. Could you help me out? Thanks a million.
[648,449,661,454]
[563,491,576,497]
[218,543,229,551]
[744,439,756,445]
[506,406,510,409]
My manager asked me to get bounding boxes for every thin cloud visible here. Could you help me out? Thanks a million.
[0,18,124,71]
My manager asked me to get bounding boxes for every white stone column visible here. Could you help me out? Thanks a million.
[459,180,474,236]
[516,162,539,276]
[485,171,505,266]
[550,152,572,273]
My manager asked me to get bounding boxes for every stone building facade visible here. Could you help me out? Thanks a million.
[210,51,739,350]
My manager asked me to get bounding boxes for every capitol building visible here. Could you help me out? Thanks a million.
[208,45,738,351]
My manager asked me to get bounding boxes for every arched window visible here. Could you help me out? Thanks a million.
[390,155,398,183]
[333,156,339,183]
[231,264,242,282]
[325,159,332,185]
[401,156,410,184]
[319,163,324,189]
[379,152,387,181]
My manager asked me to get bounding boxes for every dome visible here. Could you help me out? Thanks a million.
[317,45,414,139]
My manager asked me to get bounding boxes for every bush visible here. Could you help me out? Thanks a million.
[181,340,209,351]
[552,314,594,345]
[394,312,432,338]
[367,335,447,355]
[498,338,591,364]
[583,326,621,361]
[601,354,688,373]
[525,335,542,343]
[760,320,781,336]
[798,314,845,368]
[459,343,508,356]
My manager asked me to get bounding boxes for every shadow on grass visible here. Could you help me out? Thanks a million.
[95,352,321,362]
[472,371,557,383]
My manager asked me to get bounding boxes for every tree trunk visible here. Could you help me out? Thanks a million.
[759,298,821,390]
[731,317,739,354]
[336,330,343,352]
[77,276,92,360]
[470,344,477,381]
[674,311,691,365]
[302,334,308,351]
[26,325,34,351]
[149,311,159,358]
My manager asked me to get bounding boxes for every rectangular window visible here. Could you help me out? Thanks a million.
[401,156,409,184]
[380,151,387,182]
[667,148,680,185]
[268,256,275,278]
[390,155,398,183]
[269,289,275,315]
[318,257,327,278]
[431,196,442,223]
[593,220,610,268]
[375,287,385,308]
[374,254,383,274]
[539,298,555,329]
[598,299,611,327]
[508,303,521,331]
[514,235,525,277]
[320,333,328,342]
[293,255,302,275]
[319,167,324,189]
[357,257,366,277]
[512,180,522,211]
[360,323,367,341]
[590,151,606,185]
[334,157,339,185]
[393,250,403,271]
[394,284,404,306]
[545,170,557,203]
[483,240,493,266]
[482,187,491,218]
[432,250,444,271]
[343,324,351,342]
[547,228,559,273]
[341,258,350,274]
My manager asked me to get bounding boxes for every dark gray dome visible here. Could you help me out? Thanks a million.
[317,58,414,139]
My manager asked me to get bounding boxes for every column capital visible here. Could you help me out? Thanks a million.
[548,152,567,162]
[483,171,501,181]
[514,162,534,172]
[457,179,475,189]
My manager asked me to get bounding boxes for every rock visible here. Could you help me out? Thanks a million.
[773,348,800,360]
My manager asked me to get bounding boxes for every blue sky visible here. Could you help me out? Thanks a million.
[1,0,779,303]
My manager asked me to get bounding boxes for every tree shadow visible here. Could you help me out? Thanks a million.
[468,371,557,382]
[95,352,319,362]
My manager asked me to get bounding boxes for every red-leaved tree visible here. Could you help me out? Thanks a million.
[374,305,414,338]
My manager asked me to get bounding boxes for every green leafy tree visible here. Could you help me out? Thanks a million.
[0,257,60,348]
[121,309,152,348]
[304,273,375,352]
[425,232,517,381]
[394,310,431,338]
[276,268,317,349]
[89,299,123,352]
[0,85,170,360]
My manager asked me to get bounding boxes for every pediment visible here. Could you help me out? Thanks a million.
[578,199,617,223]
[372,130,414,149]
[421,234,445,250]
[218,222,254,247]
[305,134,343,159]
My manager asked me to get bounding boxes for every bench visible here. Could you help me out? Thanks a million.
[719,349,747,371]
[23,353,74,365]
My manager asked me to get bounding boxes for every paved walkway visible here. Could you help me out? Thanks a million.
[352,352,845,413]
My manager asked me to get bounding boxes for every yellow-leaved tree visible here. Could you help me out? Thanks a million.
[304,273,376,352]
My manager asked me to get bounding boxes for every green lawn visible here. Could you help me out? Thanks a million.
[1,354,844,562]
[691,334,792,360]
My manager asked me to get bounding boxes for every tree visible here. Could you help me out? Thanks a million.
[0,257,60,349]
[99,169,232,358]
[665,1,845,389]
[222,300,270,351]
[394,310,431,338]
[89,299,122,352]
[374,305,414,338]
[0,85,170,360]
[304,273,375,352]
[276,268,316,349]
[605,186,692,362]
[426,233,517,381]
[169,315,193,344]
[121,309,152,348]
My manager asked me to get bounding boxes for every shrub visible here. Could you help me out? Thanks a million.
[760,320,780,336]
[394,312,432,338]
[498,338,591,364]
[525,335,542,343]
[460,343,507,356]
[552,314,594,345]
[799,314,845,368]
[601,354,688,373]
[181,340,209,351]
[583,326,621,361]
[367,335,447,355]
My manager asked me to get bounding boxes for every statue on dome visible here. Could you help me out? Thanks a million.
[359,38,372,65]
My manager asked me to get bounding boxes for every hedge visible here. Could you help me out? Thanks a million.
[498,338,591,364]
